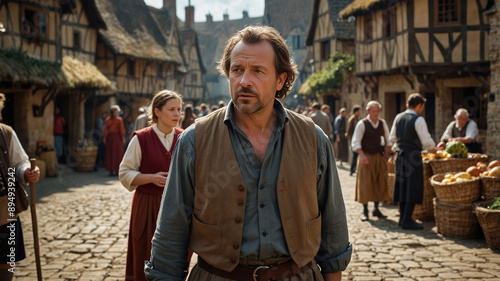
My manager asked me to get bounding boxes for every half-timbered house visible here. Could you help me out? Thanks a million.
[304,0,364,114]
[95,0,184,123]
[0,0,112,158]
[150,3,206,105]
[340,0,493,149]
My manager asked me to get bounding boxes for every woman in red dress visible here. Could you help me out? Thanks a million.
[119,90,191,281]
[103,105,125,176]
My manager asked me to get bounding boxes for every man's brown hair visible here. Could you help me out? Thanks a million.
[407,93,426,108]
[217,25,298,99]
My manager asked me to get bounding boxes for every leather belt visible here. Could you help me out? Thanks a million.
[197,257,314,281]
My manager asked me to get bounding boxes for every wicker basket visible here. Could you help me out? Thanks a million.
[430,173,481,204]
[480,176,500,199]
[413,162,436,221]
[74,147,98,172]
[433,198,480,239]
[428,153,488,174]
[474,199,500,249]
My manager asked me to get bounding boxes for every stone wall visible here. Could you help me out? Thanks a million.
[487,4,500,161]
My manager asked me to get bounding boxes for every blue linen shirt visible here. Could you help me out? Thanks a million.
[145,100,352,280]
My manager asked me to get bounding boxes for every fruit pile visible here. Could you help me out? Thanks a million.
[480,160,500,177]
[422,150,452,160]
[441,160,500,184]
[445,141,468,159]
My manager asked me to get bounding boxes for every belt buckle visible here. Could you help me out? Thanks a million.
[252,265,270,281]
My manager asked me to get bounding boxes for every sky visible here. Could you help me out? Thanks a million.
[144,0,265,22]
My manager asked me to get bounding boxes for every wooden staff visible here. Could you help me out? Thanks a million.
[29,158,42,281]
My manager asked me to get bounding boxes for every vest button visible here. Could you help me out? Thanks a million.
[238,185,245,192]
[259,184,265,190]
[238,200,244,206]
[233,243,239,249]
[235,218,241,223]
[231,257,237,263]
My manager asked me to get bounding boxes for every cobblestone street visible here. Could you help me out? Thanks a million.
[11,164,500,281]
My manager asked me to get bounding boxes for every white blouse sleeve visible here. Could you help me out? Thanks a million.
[119,135,142,192]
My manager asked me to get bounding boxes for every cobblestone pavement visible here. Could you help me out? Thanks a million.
[11,164,500,281]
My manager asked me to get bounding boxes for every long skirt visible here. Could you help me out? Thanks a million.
[188,259,324,281]
[393,149,424,204]
[355,153,389,204]
[105,133,124,172]
[0,218,25,264]
[337,136,348,162]
[125,190,192,281]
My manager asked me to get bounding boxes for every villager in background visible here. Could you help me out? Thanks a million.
[390,93,437,230]
[133,106,149,132]
[352,101,392,221]
[119,90,191,281]
[179,104,197,129]
[94,111,108,169]
[437,108,482,153]
[346,105,361,176]
[335,107,348,166]
[310,102,333,141]
[53,107,66,163]
[103,105,125,176]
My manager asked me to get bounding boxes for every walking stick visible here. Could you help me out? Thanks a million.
[29,158,42,281]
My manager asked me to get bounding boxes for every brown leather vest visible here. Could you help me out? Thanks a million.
[192,108,320,272]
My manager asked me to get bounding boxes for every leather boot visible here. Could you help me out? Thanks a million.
[400,203,423,230]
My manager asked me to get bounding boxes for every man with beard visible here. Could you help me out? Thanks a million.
[145,25,351,281]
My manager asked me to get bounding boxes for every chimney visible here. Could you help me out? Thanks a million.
[206,13,213,23]
[242,10,248,19]
[163,0,176,12]
[185,5,194,27]
[223,13,229,21]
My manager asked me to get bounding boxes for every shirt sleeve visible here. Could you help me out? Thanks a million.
[10,130,30,185]
[382,120,392,147]
[119,135,142,192]
[145,128,195,281]
[314,126,352,272]
[351,121,364,151]
[389,114,400,145]
[441,122,453,141]
[465,120,479,142]
[415,117,436,151]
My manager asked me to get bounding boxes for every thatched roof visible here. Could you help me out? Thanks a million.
[339,0,399,19]
[62,56,116,90]
[306,0,356,44]
[263,0,312,38]
[298,79,311,96]
[95,0,183,64]
[0,49,66,87]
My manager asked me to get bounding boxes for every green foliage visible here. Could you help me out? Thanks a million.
[0,48,64,86]
[307,52,355,97]
[487,197,500,210]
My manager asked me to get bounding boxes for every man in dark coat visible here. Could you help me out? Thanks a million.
[389,93,437,230]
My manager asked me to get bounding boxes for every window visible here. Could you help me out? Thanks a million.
[127,60,135,76]
[383,7,397,37]
[320,40,330,60]
[290,35,302,50]
[22,8,48,41]
[73,31,81,51]
[436,0,460,24]
[364,15,373,41]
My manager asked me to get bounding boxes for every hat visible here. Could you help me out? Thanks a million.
[138,106,146,113]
